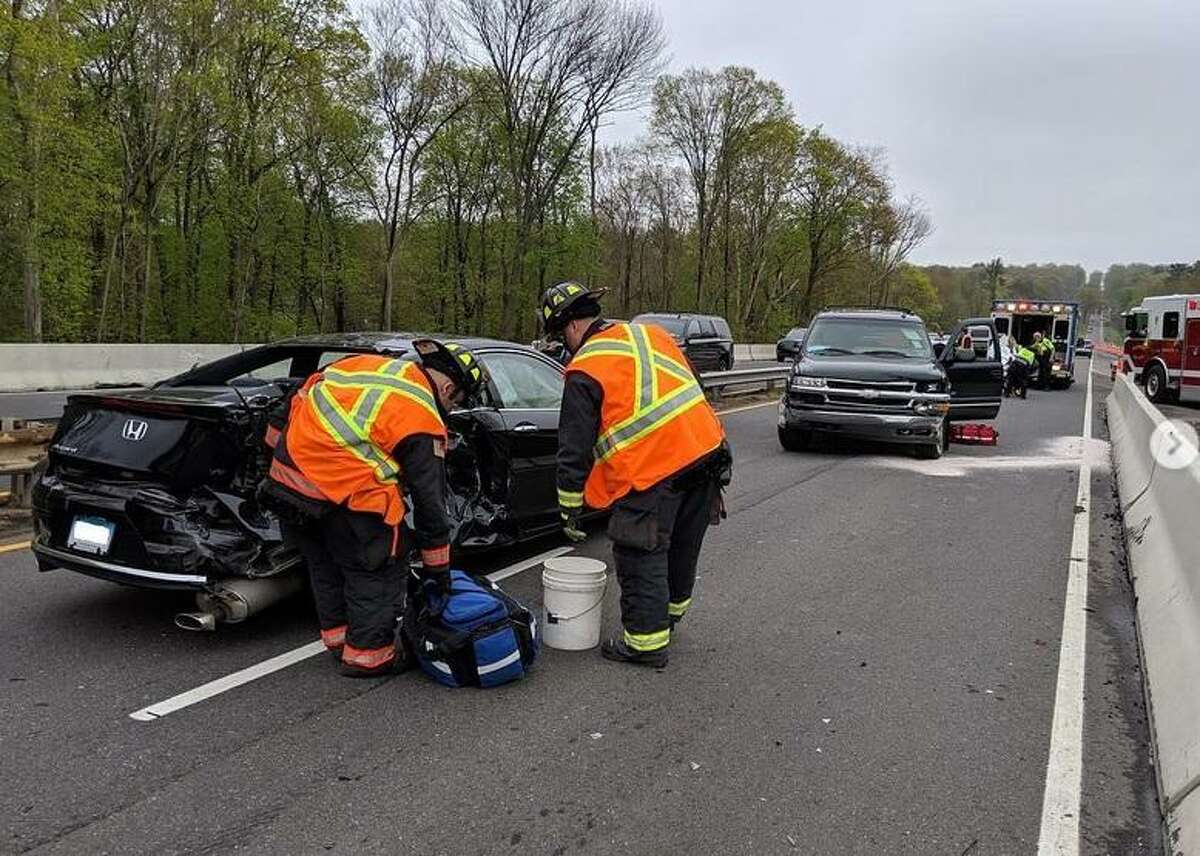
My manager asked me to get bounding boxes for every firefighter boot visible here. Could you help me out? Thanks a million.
[600,637,668,668]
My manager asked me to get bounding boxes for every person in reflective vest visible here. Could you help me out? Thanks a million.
[260,339,485,677]
[1006,338,1035,398]
[1031,332,1054,389]
[542,281,732,668]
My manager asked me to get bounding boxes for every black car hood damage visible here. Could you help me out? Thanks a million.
[34,384,524,585]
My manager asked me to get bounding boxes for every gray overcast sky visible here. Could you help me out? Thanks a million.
[606,0,1199,273]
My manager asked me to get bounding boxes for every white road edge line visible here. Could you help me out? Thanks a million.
[1036,352,1094,854]
[128,545,575,722]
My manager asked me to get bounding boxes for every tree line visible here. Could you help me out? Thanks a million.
[2,0,949,345]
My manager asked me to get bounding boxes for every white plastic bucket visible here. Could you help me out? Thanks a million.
[541,556,608,650]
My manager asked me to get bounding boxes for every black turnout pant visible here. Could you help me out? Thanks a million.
[1037,352,1052,388]
[283,507,403,656]
[608,474,720,652]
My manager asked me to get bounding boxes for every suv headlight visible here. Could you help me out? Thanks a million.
[791,375,827,390]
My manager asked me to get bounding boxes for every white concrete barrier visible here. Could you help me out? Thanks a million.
[1107,374,1200,848]
[0,341,779,392]
[0,344,255,392]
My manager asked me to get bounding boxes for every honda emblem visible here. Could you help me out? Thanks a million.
[121,418,148,442]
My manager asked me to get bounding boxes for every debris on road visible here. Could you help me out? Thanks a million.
[949,423,998,446]
[589,732,603,740]
[688,761,700,771]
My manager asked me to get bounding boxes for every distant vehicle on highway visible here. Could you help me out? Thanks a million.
[1075,338,1093,357]
[632,312,734,372]
[990,299,1079,388]
[778,307,1004,460]
[31,334,580,624]
[775,327,807,362]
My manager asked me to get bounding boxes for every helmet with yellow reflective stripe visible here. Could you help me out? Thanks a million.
[412,339,486,402]
[540,280,607,336]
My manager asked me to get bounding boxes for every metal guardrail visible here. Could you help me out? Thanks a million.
[699,366,790,394]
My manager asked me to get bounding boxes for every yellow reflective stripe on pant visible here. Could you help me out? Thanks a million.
[558,488,584,509]
[668,597,692,618]
[310,383,400,482]
[624,627,670,652]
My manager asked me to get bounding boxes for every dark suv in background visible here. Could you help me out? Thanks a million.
[632,313,734,372]
[777,308,1003,459]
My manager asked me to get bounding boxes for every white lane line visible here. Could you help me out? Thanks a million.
[486,545,575,582]
[1036,355,1093,854]
[129,641,327,721]
[128,546,574,722]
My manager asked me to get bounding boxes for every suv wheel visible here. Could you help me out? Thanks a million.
[915,421,945,460]
[1145,364,1176,403]
[778,426,810,452]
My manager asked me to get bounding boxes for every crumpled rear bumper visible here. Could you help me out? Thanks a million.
[31,473,297,589]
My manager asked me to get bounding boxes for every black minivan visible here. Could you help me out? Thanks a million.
[632,313,735,372]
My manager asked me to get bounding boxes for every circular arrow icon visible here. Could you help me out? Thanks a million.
[1149,419,1200,470]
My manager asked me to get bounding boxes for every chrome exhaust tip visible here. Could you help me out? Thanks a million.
[175,611,218,632]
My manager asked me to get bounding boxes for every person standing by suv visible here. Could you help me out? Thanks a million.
[541,282,731,667]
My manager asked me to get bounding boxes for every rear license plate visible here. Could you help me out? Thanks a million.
[68,516,116,555]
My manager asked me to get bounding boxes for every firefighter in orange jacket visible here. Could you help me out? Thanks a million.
[543,282,732,667]
[261,340,485,677]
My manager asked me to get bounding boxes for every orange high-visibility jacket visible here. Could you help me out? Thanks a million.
[269,354,447,529]
[562,322,725,510]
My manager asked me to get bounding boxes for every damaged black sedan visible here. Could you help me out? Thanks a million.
[31,334,569,627]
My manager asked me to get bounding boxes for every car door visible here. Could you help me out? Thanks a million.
[941,318,1004,420]
[476,349,565,536]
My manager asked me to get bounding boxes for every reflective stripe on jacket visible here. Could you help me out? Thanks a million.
[271,354,447,527]
[565,322,725,509]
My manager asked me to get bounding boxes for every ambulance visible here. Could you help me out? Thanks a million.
[990,299,1080,388]
[1120,294,1200,403]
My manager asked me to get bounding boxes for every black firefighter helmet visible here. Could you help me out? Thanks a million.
[540,281,607,337]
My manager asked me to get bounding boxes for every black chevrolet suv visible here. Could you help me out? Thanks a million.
[777,308,1003,459]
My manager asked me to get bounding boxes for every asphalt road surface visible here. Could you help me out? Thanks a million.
[0,357,1160,855]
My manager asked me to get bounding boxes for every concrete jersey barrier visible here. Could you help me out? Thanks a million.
[0,342,781,392]
[1106,374,1200,850]
[0,344,253,392]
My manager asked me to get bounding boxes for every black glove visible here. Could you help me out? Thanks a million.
[560,507,587,543]
[420,562,451,601]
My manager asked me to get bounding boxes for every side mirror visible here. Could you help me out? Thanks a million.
[932,342,946,358]
[953,347,976,363]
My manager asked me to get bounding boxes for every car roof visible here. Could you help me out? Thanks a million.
[813,308,921,321]
[269,332,517,353]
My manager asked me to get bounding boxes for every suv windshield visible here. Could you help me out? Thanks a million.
[636,315,688,336]
[805,318,932,359]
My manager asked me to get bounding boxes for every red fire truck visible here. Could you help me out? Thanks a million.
[1120,294,1200,403]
